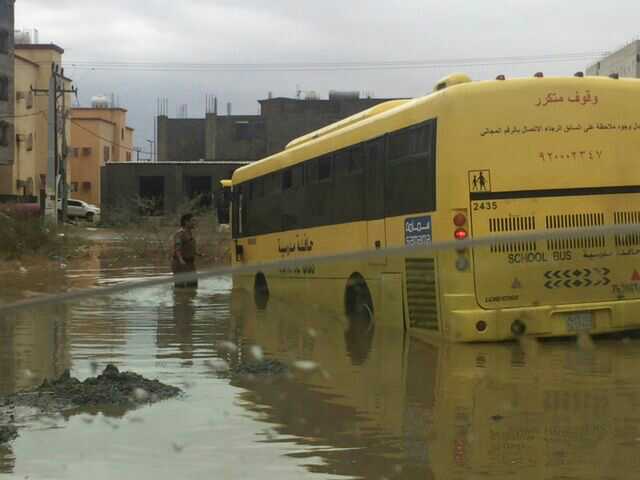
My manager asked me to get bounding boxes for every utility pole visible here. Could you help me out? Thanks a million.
[32,63,77,224]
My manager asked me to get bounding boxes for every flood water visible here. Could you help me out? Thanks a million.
[3,247,640,478]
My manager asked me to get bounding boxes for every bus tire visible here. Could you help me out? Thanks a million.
[254,272,269,310]
[345,274,374,321]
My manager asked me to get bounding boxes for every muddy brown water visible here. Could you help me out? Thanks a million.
[2,243,640,478]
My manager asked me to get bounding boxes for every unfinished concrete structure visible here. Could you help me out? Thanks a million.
[100,161,248,218]
[157,92,402,163]
[586,41,640,78]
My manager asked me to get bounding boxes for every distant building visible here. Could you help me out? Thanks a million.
[69,104,135,206]
[0,0,15,167]
[0,42,73,202]
[586,40,640,78]
[157,92,404,163]
[100,161,247,218]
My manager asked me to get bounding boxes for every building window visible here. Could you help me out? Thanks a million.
[26,133,33,151]
[121,128,124,140]
[126,151,132,162]
[0,30,8,54]
[72,147,79,157]
[234,122,251,141]
[26,91,33,110]
[82,181,92,191]
[103,146,110,162]
[82,147,92,156]
[71,182,78,192]
[0,122,9,147]
[0,76,8,102]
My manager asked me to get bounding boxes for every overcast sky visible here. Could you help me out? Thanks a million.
[15,0,640,153]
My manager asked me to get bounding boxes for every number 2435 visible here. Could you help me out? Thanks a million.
[473,201,498,211]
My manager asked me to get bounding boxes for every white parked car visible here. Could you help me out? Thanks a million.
[59,199,100,222]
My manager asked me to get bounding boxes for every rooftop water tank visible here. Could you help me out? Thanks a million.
[91,95,111,108]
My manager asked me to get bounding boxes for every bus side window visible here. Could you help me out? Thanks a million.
[335,145,365,224]
[281,166,305,230]
[318,155,333,182]
[306,155,333,226]
[349,146,364,174]
[385,119,437,217]
[305,158,318,185]
[365,137,385,220]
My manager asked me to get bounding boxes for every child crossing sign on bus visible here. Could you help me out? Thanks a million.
[469,170,491,192]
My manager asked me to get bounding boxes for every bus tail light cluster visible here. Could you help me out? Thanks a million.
[453,210,470,271]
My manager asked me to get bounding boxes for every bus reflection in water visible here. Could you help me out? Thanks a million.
[222,72,640,341]
[230,291,640,479]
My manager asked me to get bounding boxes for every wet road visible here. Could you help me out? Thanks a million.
[3,252,640,478]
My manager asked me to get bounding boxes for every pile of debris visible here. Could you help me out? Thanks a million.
[0,364,182,445]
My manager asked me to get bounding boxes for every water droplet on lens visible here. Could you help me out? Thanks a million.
[172,442,184,453]
[250,345,264,361]
[217,341,238,353]
[204,358,230,372]
[133,388,149,401]
[293,360,318,372]
[577,331,594,351]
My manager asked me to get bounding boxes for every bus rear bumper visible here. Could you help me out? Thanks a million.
[447,299,640,342]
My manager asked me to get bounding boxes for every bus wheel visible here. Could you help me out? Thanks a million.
[345,274,374,321]
[254,272,269,310]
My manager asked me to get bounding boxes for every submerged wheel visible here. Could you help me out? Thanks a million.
[345,274,374,319]
[344,274,375,365]
[254,272,269,310]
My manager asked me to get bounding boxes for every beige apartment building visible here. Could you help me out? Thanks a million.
[0,43,72,201]
[69,106,134,206]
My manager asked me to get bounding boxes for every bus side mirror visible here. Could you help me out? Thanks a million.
[215,189,230,225]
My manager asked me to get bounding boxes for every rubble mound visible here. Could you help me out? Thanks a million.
[0,364,182,445]
[37,364,182,407]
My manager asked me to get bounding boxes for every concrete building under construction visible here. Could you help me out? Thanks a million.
[156,92,403,163]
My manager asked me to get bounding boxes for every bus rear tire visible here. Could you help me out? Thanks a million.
[254,272,269,310]
[345,274,374,321]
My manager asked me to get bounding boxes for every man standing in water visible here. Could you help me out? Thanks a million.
[172,213,198,289]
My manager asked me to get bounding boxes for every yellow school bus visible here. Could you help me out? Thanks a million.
[225,72,640,341]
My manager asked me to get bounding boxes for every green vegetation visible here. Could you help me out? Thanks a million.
[0,213,88,260]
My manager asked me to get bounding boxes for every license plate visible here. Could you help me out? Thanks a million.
[566,312,594,332]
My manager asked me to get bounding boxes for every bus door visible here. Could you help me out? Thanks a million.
[365,137,387,265]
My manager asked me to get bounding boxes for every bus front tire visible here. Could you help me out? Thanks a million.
[254,273,269,310]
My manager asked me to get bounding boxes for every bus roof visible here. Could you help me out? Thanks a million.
[231,74,638,185]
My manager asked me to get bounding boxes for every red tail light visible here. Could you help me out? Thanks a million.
[454,228,468,240]
[453,213,466,227]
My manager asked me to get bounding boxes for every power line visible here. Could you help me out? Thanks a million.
[64,52,607,73]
